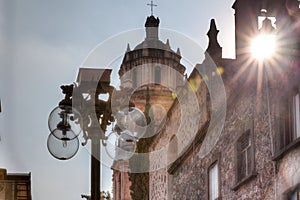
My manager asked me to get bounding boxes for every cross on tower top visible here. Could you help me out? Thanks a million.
[147,0,157,16]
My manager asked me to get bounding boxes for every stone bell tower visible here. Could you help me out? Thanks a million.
[118,15,186,114]
[113,12,188,200]
[232,0,260,59]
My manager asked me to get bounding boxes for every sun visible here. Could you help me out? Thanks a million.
[251,34,276,60]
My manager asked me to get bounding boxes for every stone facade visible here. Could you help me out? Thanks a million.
[148,68,208,199]
[112,161,132,200]
[112,0,300,199]
[166,65,276,199]
[147,0,300,199]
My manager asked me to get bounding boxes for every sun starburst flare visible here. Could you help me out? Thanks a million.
[251,34,277,60]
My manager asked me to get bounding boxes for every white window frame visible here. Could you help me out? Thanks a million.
[208,162,219,200]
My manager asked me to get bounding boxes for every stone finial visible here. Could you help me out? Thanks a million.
[126,43,131,52]
[207,19,219,39]
[176,48,181,56]
[166,39,170,48]
[205,19,222,63]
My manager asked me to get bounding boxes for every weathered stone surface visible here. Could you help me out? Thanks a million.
[113,3,300,200]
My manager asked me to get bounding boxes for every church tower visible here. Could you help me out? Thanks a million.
[232,0,300,61]
[113,11,187,200]
[118,15,186,113]
[232,0,260,59]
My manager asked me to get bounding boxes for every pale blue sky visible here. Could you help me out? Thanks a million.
[0,0,235,199]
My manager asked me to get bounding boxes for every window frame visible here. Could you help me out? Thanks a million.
[232,121,256,191]
[292,93,300,139]
[283,184,300,200]
[16,182,30,199]
[207,156,221,200]
[273,90,300,161]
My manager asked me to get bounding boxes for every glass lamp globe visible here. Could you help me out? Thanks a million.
[48,105,82,140]
[115,130,137,161]
[51,128,77,142]
[115,107,147,139]
[47,133,79,160]
[105,131,119,160]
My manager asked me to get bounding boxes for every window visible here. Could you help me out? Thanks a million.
[291,93,300,139]
[16,183,29,200]
[208,162,219,200]
[234,127,255,189]
[258,9,276,30]
[237,130,252,180]
[275,92,300,157]
[132,68,137,88]
[154,66,161,84]
[286,185,300,200]
[289,189,299,200]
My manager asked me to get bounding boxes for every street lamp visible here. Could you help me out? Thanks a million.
[47,68,147,200]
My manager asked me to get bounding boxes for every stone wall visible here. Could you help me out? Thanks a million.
[173,64,277,199]
[148,60,285,199]
[148,70,208,200]
[178,62,282,199]
[273,148,300,199]
[264,57,300,200]
[112,161,132,200]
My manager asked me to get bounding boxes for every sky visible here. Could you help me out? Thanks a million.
[0,0,235,199]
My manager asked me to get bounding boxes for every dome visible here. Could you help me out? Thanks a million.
[134,38,172,51]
